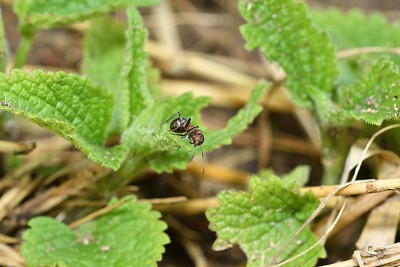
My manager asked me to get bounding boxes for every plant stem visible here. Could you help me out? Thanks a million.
[13,35,34,69]
[112,156,146,186]
[0,6,8,73]
[320,127,348,185]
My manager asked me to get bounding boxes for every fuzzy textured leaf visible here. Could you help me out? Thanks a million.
[83,8,158,135]
[121,93,211,175]
[239,0,338,108]
[207,175,325,267]
[20,197,169,267]
[82,15,127,134]
[118,7,155,131]
[83,16,125,92]
[259,165,310,187]
[0,69,126,170]
[311,9,400,50]
[281,165,310,187]
[147,82,267,174]
[311,8,400,87]
[339,59,400,125]
[14,0,159,35]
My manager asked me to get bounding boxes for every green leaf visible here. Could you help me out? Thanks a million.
[310,8,400,87]
[239,0,338,108]
[83,16,125,92]
[207,175,325,267]
[121,93,211,175]
[339,59,400,125]
[83,8,157,135]
[117,7,155,131]
[203,82,268,152]
[311,9,400,50]
[0,69,126,170]
[0,6,8,72]
[258,165,310,187]
[20,197,170,267]
[120,81,266,176]
[14,0,160,36]
[82,15,126,134]
[147,81,267,174]
[281,165,310,187]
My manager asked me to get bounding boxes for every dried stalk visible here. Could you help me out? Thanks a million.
[0,140,36,154]
[271,124,400,266]
[337,47,400,59]
[321,243,400,267]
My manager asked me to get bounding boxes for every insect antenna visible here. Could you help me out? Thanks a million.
[188,146,205,175]
[189,146,197,162]
[201,146,205,175]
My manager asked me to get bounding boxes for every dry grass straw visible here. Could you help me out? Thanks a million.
[270,124,400,267]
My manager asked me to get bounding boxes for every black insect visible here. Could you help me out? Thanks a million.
[1,101,12,108]
[162,112,205,174]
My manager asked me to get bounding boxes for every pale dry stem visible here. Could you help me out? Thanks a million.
[337,47,400,59]
[270,124,400,266]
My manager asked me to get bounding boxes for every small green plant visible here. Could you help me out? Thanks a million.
[2,0,400,266]
[239,0,400,184]
[0,0,268,266]
[207,174,325,267]
[20,197,169,267]
[206,1,400,266]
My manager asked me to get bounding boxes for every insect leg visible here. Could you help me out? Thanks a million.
[184,118,192,128]
[160,112,181,127]
[172,132,188,138]
[187,125,199,135]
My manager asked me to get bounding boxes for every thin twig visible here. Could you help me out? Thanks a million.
[139,196,187,204]
[271,124,400,266]
[68,198,132,229]
[303,178,400,197]
[152,177,400,216]
[162,79,293,112]
[0,243,25,267]
[0,140,36,154]
[152,197,218,215]
[321,243,400,267]
[179,236,208,267]
[0,137,71,191]
[337,47,400,59]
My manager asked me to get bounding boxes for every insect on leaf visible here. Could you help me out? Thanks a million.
[121,92,211,175]
[141,83,267,175]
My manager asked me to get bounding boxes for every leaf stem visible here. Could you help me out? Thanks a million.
[13,35,34,69]
[115,156,147,184]
[320,127,348,185]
